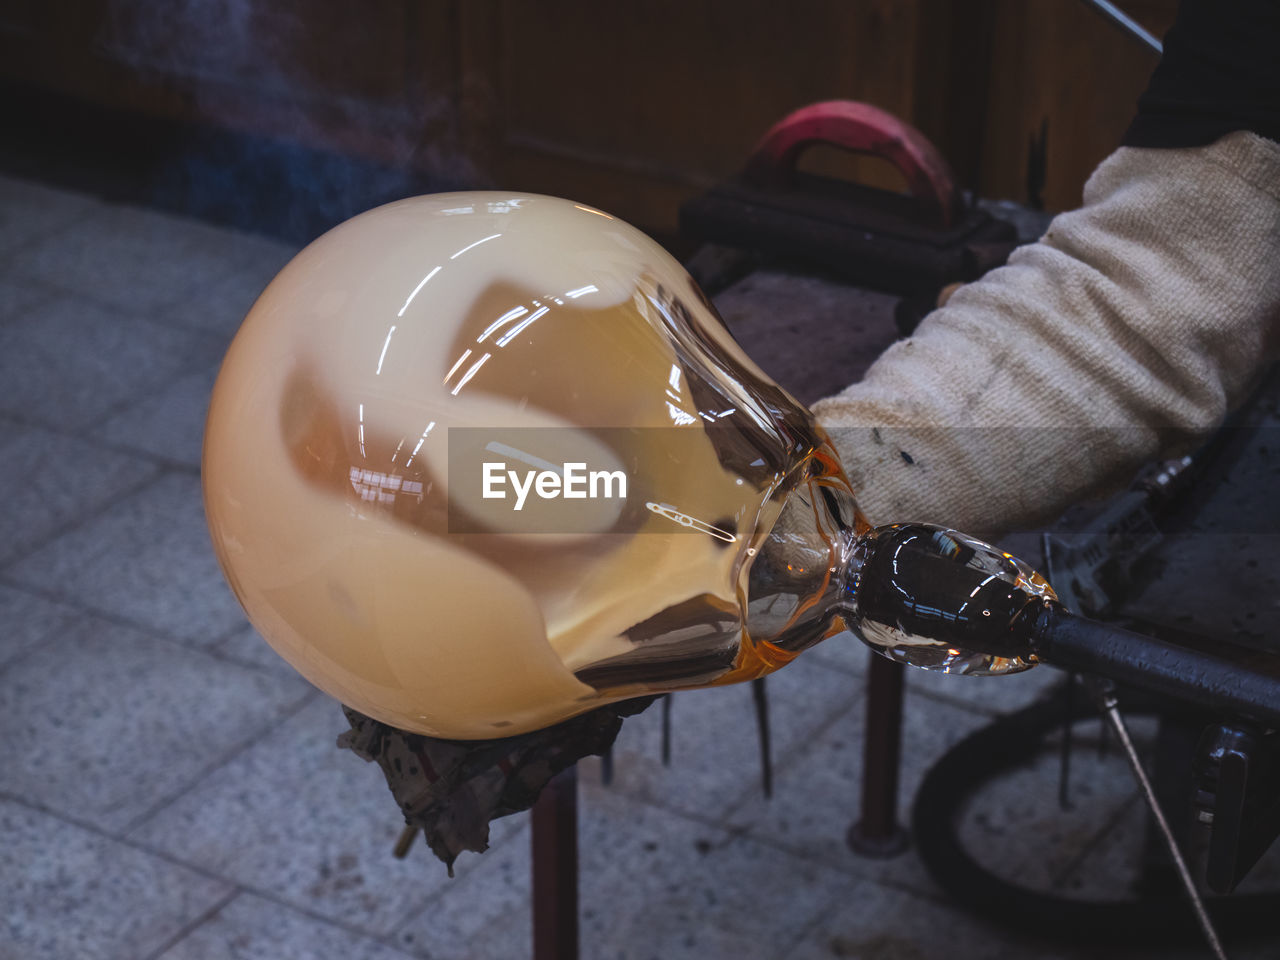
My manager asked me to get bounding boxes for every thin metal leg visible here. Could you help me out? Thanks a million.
[752,677,773,798]
[1058,673,1076,810]
[848,651,910,857]
[532,766,579,960]
[1085,678,1228,960]
[661,694,672,766]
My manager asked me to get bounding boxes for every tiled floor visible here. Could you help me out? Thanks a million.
[1,173,1275,960]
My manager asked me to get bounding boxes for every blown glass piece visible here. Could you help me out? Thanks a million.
[203,191,1055,739]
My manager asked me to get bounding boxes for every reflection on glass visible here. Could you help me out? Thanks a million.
[204,191,1055,740]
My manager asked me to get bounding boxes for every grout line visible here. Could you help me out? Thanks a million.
[0,408,206,476]
[118,688,322,836]
[0,466,169,578]
[4,250,247,326]
[74,352,225,436]
[0,558,205,639]
[0,791,423,957]
[717,689,864,824]
[1,791,243,891]
[0,576,267,686]
[384,820,534,942]
[1,257,241,336]
[137,886,242,960]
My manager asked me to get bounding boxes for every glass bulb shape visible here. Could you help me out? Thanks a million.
[203,192,1054,739]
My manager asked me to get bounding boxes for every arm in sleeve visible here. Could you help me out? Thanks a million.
[812,131,1280,540]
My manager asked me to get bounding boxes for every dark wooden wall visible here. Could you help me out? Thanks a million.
[0,0,1177,235]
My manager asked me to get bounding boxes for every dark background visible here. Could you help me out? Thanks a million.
[1,0,1175,247]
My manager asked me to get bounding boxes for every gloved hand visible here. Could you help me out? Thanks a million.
[812,130,1280,542]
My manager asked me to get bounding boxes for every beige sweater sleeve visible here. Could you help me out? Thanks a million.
[811,131,1280,541]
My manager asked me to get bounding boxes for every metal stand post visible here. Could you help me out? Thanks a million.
[848,651,910,856]
[531,765,579,960]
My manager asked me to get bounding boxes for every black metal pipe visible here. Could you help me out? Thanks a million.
[848,652,910,857]
[532,765,578,960]
[1032,603,1280,729]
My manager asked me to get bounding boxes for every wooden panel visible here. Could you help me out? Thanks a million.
[0,0,1186,232]
[498,0,921,175]
[484,0,932,231]
[980,0,1178,211]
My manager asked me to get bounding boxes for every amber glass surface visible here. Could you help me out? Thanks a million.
[203,192,865,738]
[205,192,1061,739]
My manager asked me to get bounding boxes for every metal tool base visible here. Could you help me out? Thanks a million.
[847,820,911,858]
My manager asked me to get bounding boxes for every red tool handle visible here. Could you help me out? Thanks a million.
[745,100,959,228]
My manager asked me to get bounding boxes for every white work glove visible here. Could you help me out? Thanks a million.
[813,131,1280,541]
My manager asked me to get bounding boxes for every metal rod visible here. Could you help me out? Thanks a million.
[661,694,672,766]
[531,766,579,960]
[1076,0,1163,55]
[1058,674,1076,810]
[1032,604,1280,729]
[752,677,773,798]
[1085,678,1227,960]
[600,744,614,786]
[848,651,910,857]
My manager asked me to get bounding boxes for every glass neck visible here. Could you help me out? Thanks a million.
[745,478,1054,675]
[744,477,863,654]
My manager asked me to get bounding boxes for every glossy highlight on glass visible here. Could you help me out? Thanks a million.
[203,191,1055,739]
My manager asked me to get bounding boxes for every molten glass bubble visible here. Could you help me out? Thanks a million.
[204,192,870,737]
[203,191,1055,739]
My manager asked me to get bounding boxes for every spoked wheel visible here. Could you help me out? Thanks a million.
[911,681,1280,946]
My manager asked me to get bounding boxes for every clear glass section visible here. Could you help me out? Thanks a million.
[845,524,1056,675]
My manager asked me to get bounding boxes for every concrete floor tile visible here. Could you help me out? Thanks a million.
[573,792,845,959]
[171,244,299,338]
[6,203,252,315]
[1046,800,1280,959]
[0,294,225,430]
[949,716,1146,896]
[8,473,246,646]
[790,878,1087,960]
[211,624,296,679]
[0,614,310,832]
[127,696,508,938]
[0,275,54,325]
[391,818,533,960]
[0,799,232,960]
[723,687,991,894]
[223,230,300,275]
[1053,763,1280,900]
[396,785,851,960]
[97,363,219,469]
[0,421,159,567]
[579,656,859,821]
[0,175,102,259]
[0,583,83,671]
[156,893,418,960]
[794,873,1278,960]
